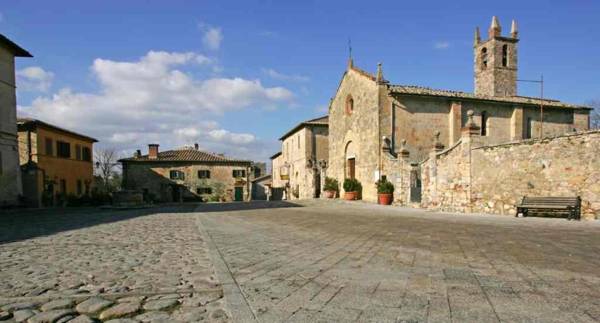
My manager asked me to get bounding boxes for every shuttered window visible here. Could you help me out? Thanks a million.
[198,170,210,179]
[57,141,71,159]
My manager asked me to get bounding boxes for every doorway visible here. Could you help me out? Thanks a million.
[410,169,421,203]
[171,184,181,202]
[234,187,244,201]
[347,158,356,179]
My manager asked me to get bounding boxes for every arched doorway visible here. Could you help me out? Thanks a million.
[345,141,356,179]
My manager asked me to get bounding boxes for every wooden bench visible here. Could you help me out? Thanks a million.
[516,196,581,220]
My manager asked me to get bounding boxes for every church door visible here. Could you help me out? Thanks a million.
[347,158,356,179]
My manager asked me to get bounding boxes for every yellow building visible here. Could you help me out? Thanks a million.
[17,118,97,207]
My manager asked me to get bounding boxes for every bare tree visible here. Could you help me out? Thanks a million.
[94,148,121,193]
[589,99,600,129]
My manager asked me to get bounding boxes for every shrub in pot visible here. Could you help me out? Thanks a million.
[343,178,362,201]
[376,178,394,205]
[323,177,339,198]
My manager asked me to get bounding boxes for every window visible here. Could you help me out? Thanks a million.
[297,135,300,149]
[198,170,211,179]
[75,144,82,160]
[502,44,508,67]
[77,180,82,195]
[197,187,212,195]
[45,138,54,156]
[56,141,71,159]
[481,47,488,69]
[233,169,246,178]
[169,170,185,180]
[481,111,488,136]
[82,147,92,162]
[345,95,354,115]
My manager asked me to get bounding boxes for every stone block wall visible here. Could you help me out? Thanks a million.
[421,129,600,220]
[421,139,472,212]
[472,131,600,219]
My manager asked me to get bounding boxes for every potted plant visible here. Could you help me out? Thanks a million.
[323,177,339,198]
[376,178,394,205]
[343,178,362,201]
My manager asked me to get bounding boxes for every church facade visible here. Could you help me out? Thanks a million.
[328,17,591,203]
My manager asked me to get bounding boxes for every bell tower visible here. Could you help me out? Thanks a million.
[474,16,519,97]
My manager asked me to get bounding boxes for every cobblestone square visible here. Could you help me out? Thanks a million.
[1,201,599,322]
[199,200,600,322]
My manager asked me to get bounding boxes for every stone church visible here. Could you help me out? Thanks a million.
[328,16,591,203]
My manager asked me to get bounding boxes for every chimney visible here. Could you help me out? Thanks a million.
[148,144,159,159]
[194,143,199,150]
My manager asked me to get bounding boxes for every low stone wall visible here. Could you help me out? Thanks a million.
[421,140,471,212]
[420,128,600,220]
[471,131,600,219]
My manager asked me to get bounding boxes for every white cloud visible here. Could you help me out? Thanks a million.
[18,50,294,161]
[17,66,54,92]
[202,27,223,50]
[434,41,450,49]
[262,68,309,82]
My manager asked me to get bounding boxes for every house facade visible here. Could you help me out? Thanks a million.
[0,35,31,207]
[270,116,328,200]
[120,144,252,202]
[17,118,97,207]
[328,17,591,203]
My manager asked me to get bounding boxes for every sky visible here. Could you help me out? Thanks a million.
[3,0,599,163]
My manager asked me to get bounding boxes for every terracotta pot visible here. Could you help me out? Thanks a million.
[344,191,358,201]
[324,190,336,199]
[378,193,393,205]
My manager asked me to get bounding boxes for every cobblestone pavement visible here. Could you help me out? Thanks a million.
[199,200,600,323]
[0,205,229,323]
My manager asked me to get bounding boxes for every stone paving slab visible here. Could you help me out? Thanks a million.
[0,205,230,322]
[198,199,600,322]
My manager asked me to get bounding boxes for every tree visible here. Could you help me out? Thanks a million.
[589,100,600,129]
[94,148,121,193]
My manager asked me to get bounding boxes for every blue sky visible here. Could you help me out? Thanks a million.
[3,0,599,162]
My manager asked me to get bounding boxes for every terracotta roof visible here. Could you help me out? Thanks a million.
[17,118,98,142]
[0,34,33,57]
[389,84,590,110]
[279,115,328,141]
[120,148,251,164]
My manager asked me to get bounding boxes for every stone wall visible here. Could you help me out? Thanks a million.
[421,126,600,220]
[421,139,472,212]
[471,131,600,219]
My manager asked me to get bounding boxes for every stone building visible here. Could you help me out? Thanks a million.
[17,118,97,207]
[0,34,31,207]
[120,144,252,202]
[270,116,328,200]
[328,17,591,203]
